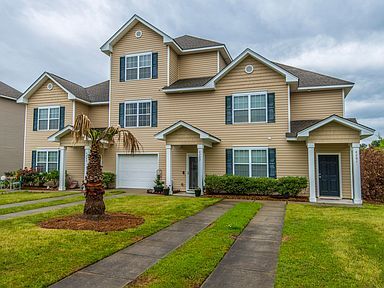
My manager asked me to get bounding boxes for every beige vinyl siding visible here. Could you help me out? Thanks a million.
[171,145,196,191]
[89,105,109,128]
[315,143,352,199]
[0,98,24,174]
[75,101,89,118]
[219,53,227,71]
[308,122,360,143]
[24,80,73,168]
[169,47,179,85]
[290,89,343,120]
[66,147,85,182]
[178,51,218,79]
[166,127,201,145]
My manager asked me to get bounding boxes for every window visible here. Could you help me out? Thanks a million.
[233,92,267,123]
[126,53,152,80]
[36,150,59,172]
[233,148,268,177]
[38,107,60,130]
[125,100,151,127]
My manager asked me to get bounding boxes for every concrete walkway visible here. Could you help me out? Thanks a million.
[51,200,236,288]
[0,193,131,220]
[202,201,286,288]
[0,193,82,209]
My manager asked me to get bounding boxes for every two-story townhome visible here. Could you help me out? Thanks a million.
[17,15,374,204]
[0,81,24,175]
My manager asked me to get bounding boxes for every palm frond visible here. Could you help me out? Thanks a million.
[118,129,142,153]
[72,114,92,143]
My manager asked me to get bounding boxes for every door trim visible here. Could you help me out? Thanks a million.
[316,153,342,199]
[186,153,197,193]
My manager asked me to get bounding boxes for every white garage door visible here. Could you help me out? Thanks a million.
[117,154,158,188]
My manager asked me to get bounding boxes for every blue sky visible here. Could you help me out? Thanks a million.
[1,0,383,141]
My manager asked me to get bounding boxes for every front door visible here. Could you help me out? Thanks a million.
[318,155,340,197]
[187,155,198,192]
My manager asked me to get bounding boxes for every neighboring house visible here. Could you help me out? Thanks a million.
[0,81,24,175]
[17,15,374,204]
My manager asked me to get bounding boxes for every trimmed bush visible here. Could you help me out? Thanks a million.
[103,172,116,188]
[361,148,384,202]
[205,174,307,197]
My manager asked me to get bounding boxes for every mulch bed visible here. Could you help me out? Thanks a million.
[205,194,309,202]
[39,213,145,232]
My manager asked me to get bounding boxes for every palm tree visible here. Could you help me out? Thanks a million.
[72,114,141,218]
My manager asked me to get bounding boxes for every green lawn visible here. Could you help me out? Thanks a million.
[130,202,261,288]
[0,190,124,215]
[276,203,384,288]
[0,191,79,205]
[0,195,219,288]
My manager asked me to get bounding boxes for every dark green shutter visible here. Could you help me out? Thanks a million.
[152,53,158,79]
[31,151,37,169]
[268,148,276,178]
[33,108,38,131]
[225,96,232,124]
[119,103,125,127]
[226,149,233,175]
[267,93,275,123]
[151,100,158,127]
[59,107,65,130]
[120,56,125,82]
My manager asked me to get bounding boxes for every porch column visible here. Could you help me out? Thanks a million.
[59,147,66,191]
[197,144,205,194]
[166,144,173,194]
[84,146,90,179]
[307,142,316,202]
[352,143,362,204]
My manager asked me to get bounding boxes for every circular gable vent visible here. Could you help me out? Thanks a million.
[135,30,143,38]
[245,64,254,74]
[47,83,53,90]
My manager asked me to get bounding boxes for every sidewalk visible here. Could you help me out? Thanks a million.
[0,193,82,209]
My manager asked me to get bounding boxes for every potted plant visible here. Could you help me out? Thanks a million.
[153,175,164,193]
[195,187,202,197]
[163,186,170,196]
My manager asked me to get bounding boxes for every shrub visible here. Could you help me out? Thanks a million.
[205,174,307,197]
[46,170,59,187]
[15,168,39,187]
[103,172,116,188]
[361,148,384,202]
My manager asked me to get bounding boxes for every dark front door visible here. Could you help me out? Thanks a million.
[318,155,340,197]
[188,156,198,190]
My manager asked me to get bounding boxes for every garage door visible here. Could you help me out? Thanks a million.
[117,154,158,188]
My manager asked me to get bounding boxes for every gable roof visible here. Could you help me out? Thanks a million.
[17,72,109,104]
[0,81,22,100]
[174,35,223,50]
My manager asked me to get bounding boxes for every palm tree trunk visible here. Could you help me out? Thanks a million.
[84,142,105,217]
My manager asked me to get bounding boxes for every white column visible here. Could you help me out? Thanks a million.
[307,142,316,202]
[197,144,205,194]
[59,147,66,191]
[352,143,362,204]
[166,145,173,194]
[84,146,90,179]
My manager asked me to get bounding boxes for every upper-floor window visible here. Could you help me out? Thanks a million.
[36,150,59,172]
[125,100,151,127]
[233,92,267,123]
[38,106,60,130]
[233,148,268,177]
[126,53,152,80]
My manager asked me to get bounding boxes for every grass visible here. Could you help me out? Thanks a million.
[130,202,261,288]
[0,190,124,215]
[276,203,384,288]
[0,195,219,288]
[0,190,79,205]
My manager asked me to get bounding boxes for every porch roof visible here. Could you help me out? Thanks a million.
[154,120,221,143]
[48,125,73,142]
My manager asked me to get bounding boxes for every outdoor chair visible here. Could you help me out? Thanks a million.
[11,177,22,190]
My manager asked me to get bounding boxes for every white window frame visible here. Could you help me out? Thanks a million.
[36,149,59,172]
[232,92,268,124]
[37,106,60,131]
[233,147,269,178]
[124,100,152,128]
[125,52,152,81]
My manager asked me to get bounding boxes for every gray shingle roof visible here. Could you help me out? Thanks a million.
[163,76,213,90]
[0,81,22,100]
[273,62,354,88]
[47,73,109,103]
[174,35,224,50]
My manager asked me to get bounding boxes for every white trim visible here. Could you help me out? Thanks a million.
[37,106,60,131]
[162,85,215,93]
[124,99,152,128]
[23,105,27,168]
[186,153,198,193]
[351,143,362,204]
[72,101,75,125]
[0,94,18,101]
[47,125,73,142]
[58,147,66,191]
[287,85,291,132]
[167,46,170,86]
[124,52,152,81]
[232,91,268,124]
[232,147,269,178]
[349,144,354,199]
[35,149,60,173]
[155,120,221,143]
[316,153,343,199]
[217,50,220,73]
[307,142,316,203]
[297,84,354,91]
[342,89,345,117]
[109,54,112,126]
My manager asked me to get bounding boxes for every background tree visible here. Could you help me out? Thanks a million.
[72,114,141,218]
